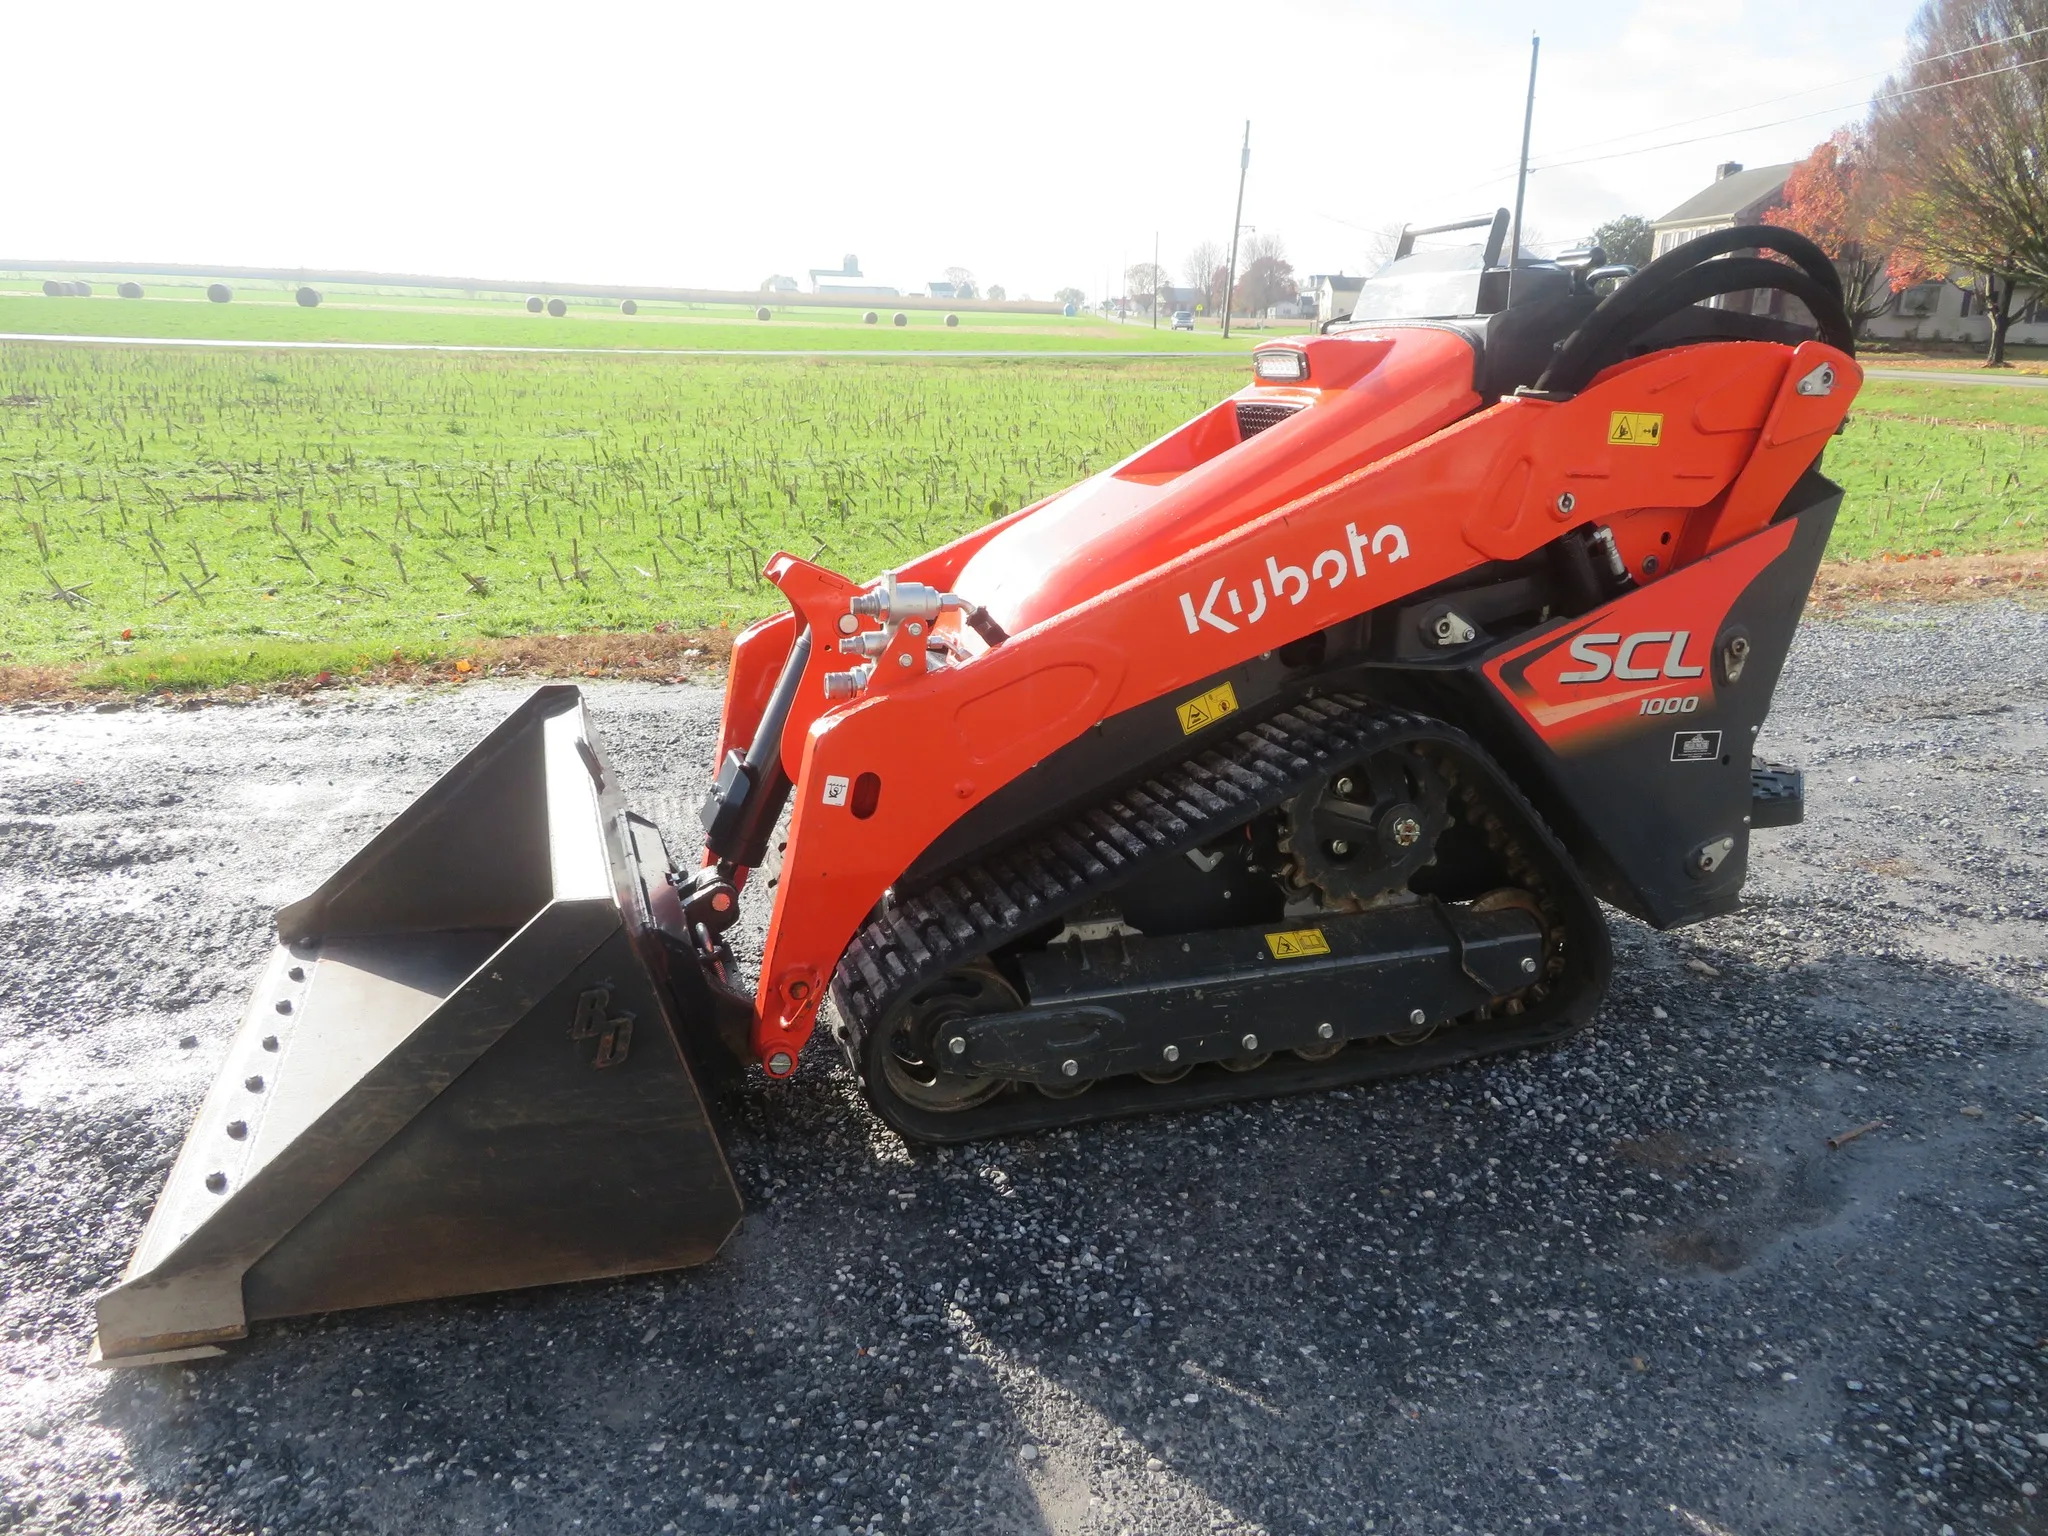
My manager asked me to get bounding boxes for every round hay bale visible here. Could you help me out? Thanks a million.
[206,283,232,304]
[71,280,93,297]
[295,286,322,308]
[892,312,908,327]
[526,296,545,313]
[619,298,637,315]
[42,280,62,297]
[756,306,772,321]
[863,311,879,325]
[117,281,144,299]
[546,297,567,317]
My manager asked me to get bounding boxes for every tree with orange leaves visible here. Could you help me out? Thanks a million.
[1868,0,2048,366]
[1763,129,1898,335]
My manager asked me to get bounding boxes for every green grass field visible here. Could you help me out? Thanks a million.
[1824,379,2047,559]
[0,339,2035,689]
[0,281,1250,355]
[0,344,1241,684]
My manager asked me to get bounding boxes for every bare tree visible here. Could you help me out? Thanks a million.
[1362,220,1408,271]
[943,266,979,299]
[1182,241,1224,313]
[1125,262,1169,316]
[1870,0,2048,365]
[1241,232,1289,269]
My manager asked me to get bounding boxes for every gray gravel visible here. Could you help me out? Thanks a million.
[2,603,2045,1536]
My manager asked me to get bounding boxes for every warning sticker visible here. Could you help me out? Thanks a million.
[1265,928,1331,960]
[1607,411,1665,447]
[1175,681,1240,735]
[821,774,851,806]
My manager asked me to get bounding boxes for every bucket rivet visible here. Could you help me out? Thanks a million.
[275,1000,293,1015]
[1317,1022,1334,1040]
[225,1120,247,1140]
[1241,1033,1259,1052]
[261,1035,279,1052]
[244,1075,265,1093]
[287,966,306,982]
[1520,956,1538,974]
[204,1172,227,1193]
[1409,1009,1426,1026]
[1061,1059,1080,1077]
[1162,1044,1180,1063]
[766,1050,795,1076]
[947,1037,966,1056]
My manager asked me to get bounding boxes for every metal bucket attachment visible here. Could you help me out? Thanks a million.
[93,686,743,1366]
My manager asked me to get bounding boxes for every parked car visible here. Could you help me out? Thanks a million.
[1171,310,1195,331]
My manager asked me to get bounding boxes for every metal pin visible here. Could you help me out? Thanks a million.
[225,1120,247,1140]
[1162,1045,1180,1063]
[204,1172,228,1193]
[1520,956,1539,974]
[287,966,306,982]
[948,1036,967,1056]
[1061,1059,1080,1078]
[1409,1009,1426,1026]
[261,1035,279,1052]
[244,1075,265,1093]
[1241,1034,1259,1052]
[275,999,293,1015]
[1317,1022,1334,1040]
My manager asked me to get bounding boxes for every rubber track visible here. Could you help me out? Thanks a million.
[828,694,1612,1142]
[832,695,1424,1041]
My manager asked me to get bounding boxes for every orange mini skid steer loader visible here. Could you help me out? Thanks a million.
[95,223,1861,1364]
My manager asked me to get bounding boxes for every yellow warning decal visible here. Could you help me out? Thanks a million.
[1265,928,1331,960]
[1607,411,1665,447]
[1175,681,1240,735]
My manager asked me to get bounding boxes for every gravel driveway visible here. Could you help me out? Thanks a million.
[2,604,2044,1536]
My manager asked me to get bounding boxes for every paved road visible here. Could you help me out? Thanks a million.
[8,336,2045,384]
[1,605,2045,1535]
[1863,366,2048,389]
[0,333,1245,361]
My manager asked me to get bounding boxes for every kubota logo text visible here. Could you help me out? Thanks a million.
[1556,630,1705,684]
[1179,522,1409,635]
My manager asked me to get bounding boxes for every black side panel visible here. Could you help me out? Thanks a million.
[1397,479,1839,929]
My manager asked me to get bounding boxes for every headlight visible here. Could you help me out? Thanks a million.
[1253,348,1309,383]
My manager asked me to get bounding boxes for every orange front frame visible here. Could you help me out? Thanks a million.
[735,332,1858,1071]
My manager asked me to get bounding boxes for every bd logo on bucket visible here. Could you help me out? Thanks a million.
[1179,522,1409,635]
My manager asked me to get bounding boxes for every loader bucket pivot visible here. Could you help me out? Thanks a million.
[93,686,742,1367]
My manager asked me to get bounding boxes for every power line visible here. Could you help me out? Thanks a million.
[1530,50,2048,173]
[1484,22,2048,182]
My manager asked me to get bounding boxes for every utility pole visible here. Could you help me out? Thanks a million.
[1222,121,1249,339]
[1507,33,1540,311]
[1152,229,1159,329]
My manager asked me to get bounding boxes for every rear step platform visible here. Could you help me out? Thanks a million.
[1751,761,1804,828]
[93,687,742,1367]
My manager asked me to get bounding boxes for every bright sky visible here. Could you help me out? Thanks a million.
[9,0,1923,299]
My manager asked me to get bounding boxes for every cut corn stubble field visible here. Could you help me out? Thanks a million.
[0,343,2043,697]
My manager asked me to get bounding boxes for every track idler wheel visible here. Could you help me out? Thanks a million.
[876,963,1016,1114]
